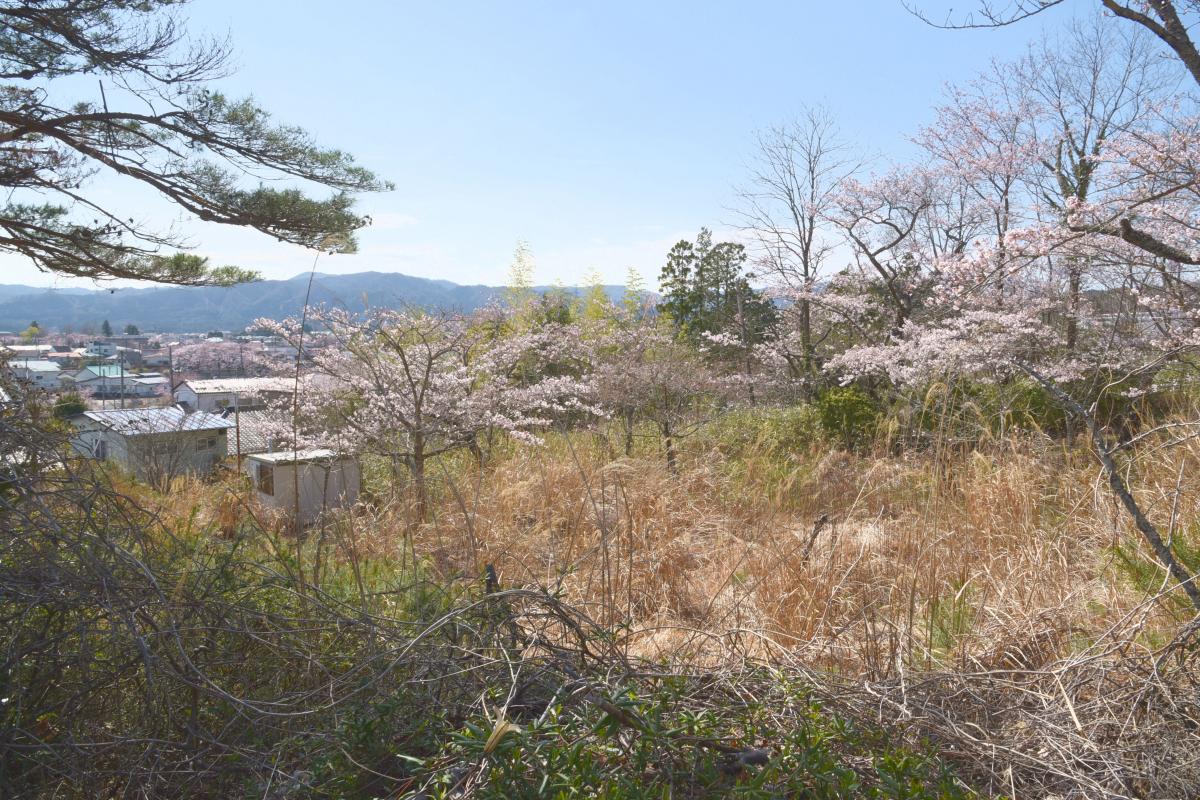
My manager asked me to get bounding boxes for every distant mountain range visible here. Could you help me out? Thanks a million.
[0,272,632,333]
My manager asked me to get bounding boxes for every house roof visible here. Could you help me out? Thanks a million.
[248,449,343,465]
[80,406,235,435]
[74,365,132,379]
[10,360,61,372]
[181,377,294,395]
[227,408,278,455]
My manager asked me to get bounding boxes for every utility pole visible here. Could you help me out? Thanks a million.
[234,392,243,474]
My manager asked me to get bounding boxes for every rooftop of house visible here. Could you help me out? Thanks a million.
[9,360,61,372]
[79,406,235,436]
[73,365,131,378]
[74,366,164,379]
[181,377,294,395]
[225,408,278,456]
[247,449,343,465]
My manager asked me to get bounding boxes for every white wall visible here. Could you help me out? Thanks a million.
[245,457,360,525]
[71,421,228,483]
[11,367,61,390]
[174,385,238,412]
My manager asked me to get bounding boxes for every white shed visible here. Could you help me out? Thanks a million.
[243,449,360,525]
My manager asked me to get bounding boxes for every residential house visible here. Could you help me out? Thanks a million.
[66,366,166,399]
[243,449,360,525]
[82,341,119,358]
[141,350,173,369]
[175,377,294,412]
[7,359,62,391]
[95,334,151,350]
[70,406,234,483]
[45,345,85,370]
[2,344,52,358]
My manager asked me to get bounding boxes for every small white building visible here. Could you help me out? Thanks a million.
[7,359,62,391]
[70,406,234,484]
[83,341,119,358]
[243,449,360,525]
[67,366,165,399]
[3,344,52,358]
[175,377,294,412]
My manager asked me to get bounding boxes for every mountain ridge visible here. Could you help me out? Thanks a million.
[0,271,633,333]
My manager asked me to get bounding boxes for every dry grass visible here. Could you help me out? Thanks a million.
[115,418,1200,797]
[394,424,1200,678]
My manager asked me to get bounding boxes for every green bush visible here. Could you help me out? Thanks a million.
[705,404,823,460]
[410,671,977,799]
[816,386,879,449]
[1113,520,1200,622]
[970,379,1067,436]
[52,392,86,419]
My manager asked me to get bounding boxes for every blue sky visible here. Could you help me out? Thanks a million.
[5,0,1076,290]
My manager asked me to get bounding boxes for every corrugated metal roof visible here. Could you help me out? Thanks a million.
[248,449,342,465]
[75,365,132,379]
[182,377,294,394]
[81,406,235,435]
[9,360,61,372]
[227,408,278,455]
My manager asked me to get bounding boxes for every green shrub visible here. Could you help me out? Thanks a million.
[971,378,1067,436]
[52,392,86,419]
[816,386,879,449]
[705,404,823,459]
[410,670,978,799]
[1113,520,1200,622]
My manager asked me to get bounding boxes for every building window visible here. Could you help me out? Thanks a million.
[257,463,274,496]
[95,439,108,460]
[197,436,216,451]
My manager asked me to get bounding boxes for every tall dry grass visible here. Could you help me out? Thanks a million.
[398,422,1200,677]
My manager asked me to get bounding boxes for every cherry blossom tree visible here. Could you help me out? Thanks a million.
[591,318,721,471]
[255,307,595,520]
[170,340,281,379]
[736,106,862,381]
[829,167,941,336]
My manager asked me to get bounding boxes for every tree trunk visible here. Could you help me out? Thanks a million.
[409,449,428,523]
[1065,259,1082,352]
[623,409,635,457]
[1023,364,1200,612]
[799,296,814,379]
[661,420,677,474]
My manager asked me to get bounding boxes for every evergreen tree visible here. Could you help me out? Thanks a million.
[100,320,113,337]
[657,228,777,344]
[0,1,386,287]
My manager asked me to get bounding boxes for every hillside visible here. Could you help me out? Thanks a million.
[0,272,630,332]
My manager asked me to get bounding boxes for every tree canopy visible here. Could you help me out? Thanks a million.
[658,228,777,345]
[0,0,388,287]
